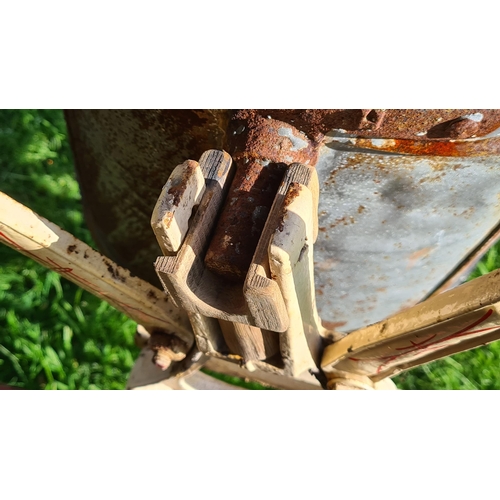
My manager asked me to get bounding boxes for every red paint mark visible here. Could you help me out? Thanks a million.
[395,333,437,351]
[0,230,27,252]
[46,257,94,289]
[444,309,494,338]
[347,309,498,374]
[0,230,172,327]
[46,257,73,274]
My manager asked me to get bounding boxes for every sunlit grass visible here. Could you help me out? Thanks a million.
[0,110,139,389]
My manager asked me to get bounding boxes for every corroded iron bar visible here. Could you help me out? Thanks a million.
[204,111,322,281]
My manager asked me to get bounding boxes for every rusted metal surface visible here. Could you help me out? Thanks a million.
[65,109,500,344]
[204,110,500,282]
[326,134,500,157]
[314,143,500,332]
[203,158,286,281]
[65,110,230,286]
[66,109,500,287]
[204,111,322,281]
[242,109,500,140]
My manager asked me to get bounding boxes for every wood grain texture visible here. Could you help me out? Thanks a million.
[322,268,500,381]
[243,163,318,330]
[155,150,288,332]
[204,357,322,390]
[219,320,280,362]
[269,174,323,376]
[153,150,282,362]
[151,160,205,254]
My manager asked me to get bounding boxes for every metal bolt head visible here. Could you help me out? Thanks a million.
[152,351,172,371]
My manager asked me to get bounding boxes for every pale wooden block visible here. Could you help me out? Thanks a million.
[151,152,279,362]
[153,151,283,362]
[323,366,397,390]
[132,372,247,390]
[270,183,319,376]
[328,378,396,390]
[264,164,325,377]
[373,378,397,390]
[204,357,323,390]
[187,311,226,357]
[243,163,318,332]
[151,160,205,254]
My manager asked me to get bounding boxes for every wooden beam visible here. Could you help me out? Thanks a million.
[0,191,193,346]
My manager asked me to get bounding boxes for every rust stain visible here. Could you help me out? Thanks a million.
[205,111,322,282]
[105,260,126,283]
[203,159,288,282]
[246,110,500,141]
[229,111,322,165]
[407,247,434,269]
[315,258,338,271]
[276,182,302,234]
[352,136,500,157]
[148,329,189,366]
[64,109,500,294]
[330,215,356,229]
[283,182,302,207]
[167,160,199,207]
[447,118,480,139]
[322,320,347,330]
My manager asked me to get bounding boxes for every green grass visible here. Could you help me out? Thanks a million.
[0,110,139,389]
[1,109,500,390]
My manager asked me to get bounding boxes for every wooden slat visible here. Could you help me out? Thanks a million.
[151,160,205,254]
[268,166,323,376]
[0,191,193,346]
[322,268,500,381]
[204,357,322,390]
